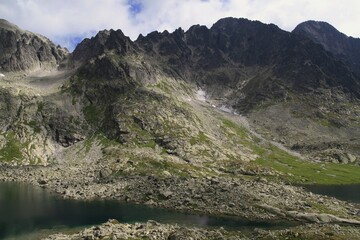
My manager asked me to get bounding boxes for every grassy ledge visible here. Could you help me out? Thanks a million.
[255,144,360,185]
[222,118,360,185]
[0,132,23,163]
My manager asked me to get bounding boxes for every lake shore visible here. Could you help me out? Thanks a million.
[44,219,360,240]
[1,163,360,232]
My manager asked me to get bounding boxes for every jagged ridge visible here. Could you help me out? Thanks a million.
[0,19,68,72]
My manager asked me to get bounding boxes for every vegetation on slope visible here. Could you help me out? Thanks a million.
[220,117,360,184]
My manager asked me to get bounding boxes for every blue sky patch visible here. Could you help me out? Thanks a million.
[128,0,143,15]
[55,31,97,52]
[69,36,85,49]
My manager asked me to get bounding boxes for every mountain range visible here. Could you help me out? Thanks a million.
[1,17,359,165]
[1,16,360,239]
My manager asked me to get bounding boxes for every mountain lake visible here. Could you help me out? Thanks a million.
[0,182,297,239]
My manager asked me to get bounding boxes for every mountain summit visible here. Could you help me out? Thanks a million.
[293,20,360,75]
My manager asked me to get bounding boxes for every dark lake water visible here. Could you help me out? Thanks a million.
[0,182,295,239]
[304,184,360,203]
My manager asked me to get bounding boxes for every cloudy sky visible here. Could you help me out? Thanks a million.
[1,0,359,51]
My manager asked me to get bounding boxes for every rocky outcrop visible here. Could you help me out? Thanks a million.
[71,29,135,65]
[0,74,88,165]
[44,219,247,240]
[260,204,360,225]
[0,19,68,72]
[255,223,360,240]
[44,220,360,240]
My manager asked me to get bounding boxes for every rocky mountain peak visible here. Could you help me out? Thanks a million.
[0,19,22,32]
[293,20,349,53]
[72,29,134,64]
[0,19,68,72]
[293,20,360,75]
[212,17,255,29]
[294,20,346,36]
[211,17,280,34]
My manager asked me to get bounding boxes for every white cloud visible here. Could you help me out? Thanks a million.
[0,0,359,51]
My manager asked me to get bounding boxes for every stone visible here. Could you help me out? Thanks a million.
[162,170,172,177]
[38,179,47,185]
[99,169,112,180]
[347,154,357,163]
[160,190,173,199]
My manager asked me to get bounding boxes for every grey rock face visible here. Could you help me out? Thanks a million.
[293,20,360,76]
[0,19,68,72]
[0,85,88,165]
[72,29,135,64]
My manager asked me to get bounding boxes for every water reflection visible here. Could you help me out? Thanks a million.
[304,184,360,203]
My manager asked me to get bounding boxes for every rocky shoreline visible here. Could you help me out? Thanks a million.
[44,219,247,240]
[1,163,360,239]
[1,163,359,225]
[43,219,360,240]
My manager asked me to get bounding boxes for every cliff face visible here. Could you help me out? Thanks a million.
[0,20,81,165]
[0,19,68,72]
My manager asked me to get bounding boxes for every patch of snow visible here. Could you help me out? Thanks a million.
[196,88,206,102]
[0,73,5,77]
